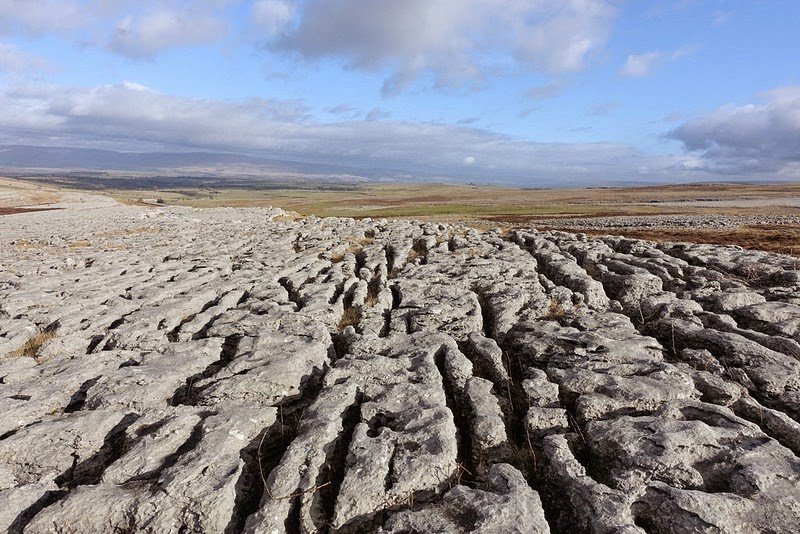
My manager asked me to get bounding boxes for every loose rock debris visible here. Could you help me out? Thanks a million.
[1,199,800,533]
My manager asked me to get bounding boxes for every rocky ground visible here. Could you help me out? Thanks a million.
[1,195,800,533]
[534,213,800,230]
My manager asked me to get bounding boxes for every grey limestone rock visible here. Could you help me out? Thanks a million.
[1,194,799,533]
[383,463,550,533]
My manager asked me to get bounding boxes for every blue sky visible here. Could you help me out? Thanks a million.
[0,0,798,185]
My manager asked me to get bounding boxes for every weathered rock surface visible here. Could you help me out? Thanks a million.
[1,195,799,532]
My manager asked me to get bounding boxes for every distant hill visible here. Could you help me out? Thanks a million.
[0,144,719,189]
[0,145,411,182]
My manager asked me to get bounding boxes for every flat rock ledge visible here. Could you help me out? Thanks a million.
[1,198,800,533]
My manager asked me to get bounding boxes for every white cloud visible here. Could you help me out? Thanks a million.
[110,7,228,59]
[0,1,617,86]
[0,0,88,35]
[509,0,615,73]
[251,0,295,37]
[670,86,800,176]
[619,46,695,77]
[267,0,616,94]
[619,52,662,77]
[0,1,233,58]
[0,42,46,73]
[0,81,684,185]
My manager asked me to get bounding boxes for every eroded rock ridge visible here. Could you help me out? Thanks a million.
[2,201,800,533]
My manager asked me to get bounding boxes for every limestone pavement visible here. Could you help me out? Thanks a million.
[1,194,799,533]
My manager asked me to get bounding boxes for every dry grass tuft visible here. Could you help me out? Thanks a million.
[405,249,422,264]
[338,306,362,331]
[13,239,46,249]
[366,276,382,307]
[739,261,771,283]
[272,212,301,222]
[324,243,362,263]
[11,329,58,360]
[546,299,567,321]
[328,252,345,263]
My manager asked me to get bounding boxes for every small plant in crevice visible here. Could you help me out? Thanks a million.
[328,250,346,263]
[338,305,362,332]
[366,276,382,308]
[545,299,567,321]
[405,249,422,264]
[11,324,59,362]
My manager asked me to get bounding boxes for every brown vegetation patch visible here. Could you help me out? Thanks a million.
[327,251,346,263]
[366,276,381,307]
[11,328,58,361]
[547,224,800,257]
[338,306,362,331]
[546,299,567,320]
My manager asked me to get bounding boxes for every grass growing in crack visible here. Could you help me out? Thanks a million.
[327,250,346,263]
[347,243,363,255]
[323,242,363,264]
[11,328,58,360]
[405,249,422,264]
[366,276,382,308]
[338,306,362,331]
[545,299,567,321]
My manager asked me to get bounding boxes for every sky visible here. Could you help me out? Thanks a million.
[0,0,798,185]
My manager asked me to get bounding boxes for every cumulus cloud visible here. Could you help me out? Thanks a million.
[0,0,87,35]
[670,86,800,176]
[0,81,681,184]
[0,42,46,73]
[267,0,616,94]
[110,7,228,59]
[619,46,695,77]
[251,0,295,37]
[0,1,232,58]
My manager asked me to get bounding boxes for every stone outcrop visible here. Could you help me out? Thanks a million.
[2,197,799,533]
